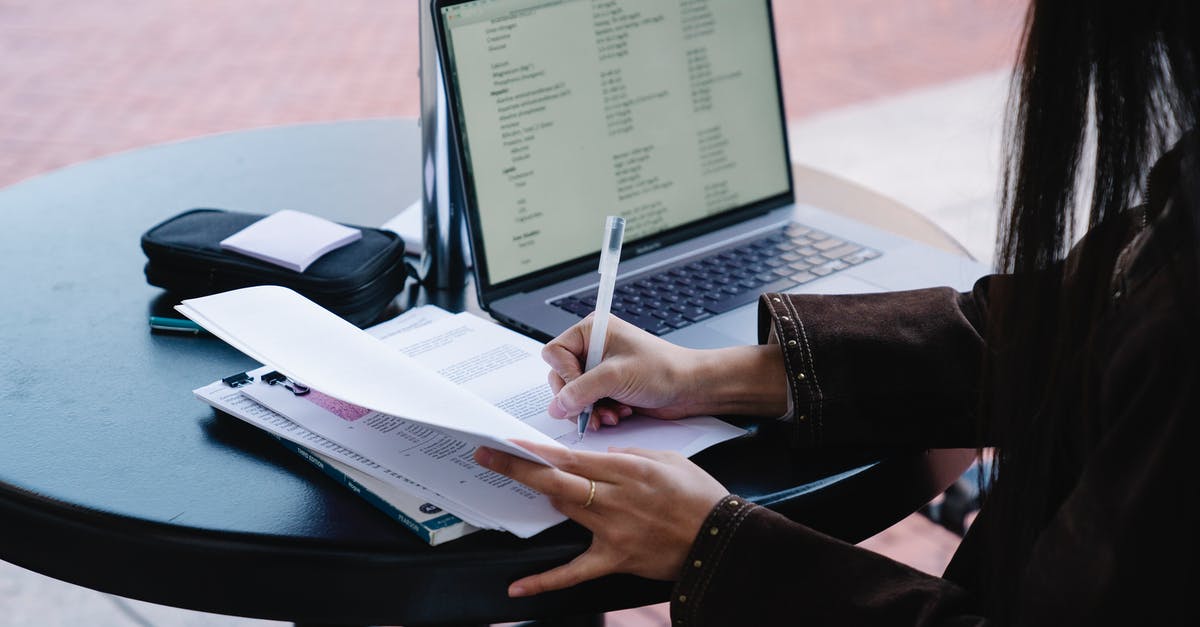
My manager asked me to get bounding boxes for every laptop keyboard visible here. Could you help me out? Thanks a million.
[550,222,881,336]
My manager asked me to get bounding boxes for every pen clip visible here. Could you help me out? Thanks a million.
[261,371,310,396]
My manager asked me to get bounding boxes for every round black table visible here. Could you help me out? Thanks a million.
[0,119,973,626]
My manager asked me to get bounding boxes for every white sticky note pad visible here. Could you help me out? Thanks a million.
[220,210,362,273]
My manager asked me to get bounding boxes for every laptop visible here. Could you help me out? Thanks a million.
[432,0,987,348]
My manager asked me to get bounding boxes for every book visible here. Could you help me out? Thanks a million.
[277,436,478,545]
[196,358,479,545]
[181,286,746,538]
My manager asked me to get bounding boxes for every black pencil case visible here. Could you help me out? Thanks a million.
[141,208,412,327]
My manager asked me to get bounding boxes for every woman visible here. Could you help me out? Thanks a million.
[474,0,1199,623]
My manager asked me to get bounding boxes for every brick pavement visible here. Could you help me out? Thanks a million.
[0,0,1024,190]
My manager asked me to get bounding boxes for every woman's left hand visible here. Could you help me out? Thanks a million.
[473,440,728,597]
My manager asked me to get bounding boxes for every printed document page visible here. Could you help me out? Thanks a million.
[239,309,744,537]
[178,286,562,465]
[242,377,560,536]
[195,374,497,530]
[379,311,746,457]
[188,291,745,537]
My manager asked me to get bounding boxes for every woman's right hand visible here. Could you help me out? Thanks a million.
[543,315,700,426]
[542,315,788,427]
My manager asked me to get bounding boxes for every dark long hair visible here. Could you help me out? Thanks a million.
[981,0,1199,618]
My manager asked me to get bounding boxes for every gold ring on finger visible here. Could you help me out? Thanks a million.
[582,478,596,509]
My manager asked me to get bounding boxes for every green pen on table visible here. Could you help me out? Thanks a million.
[149,315,210,335]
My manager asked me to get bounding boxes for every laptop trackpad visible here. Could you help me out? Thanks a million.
[694,306,759,346]
[700,275,884,343]
[790,274,888,296]
[670,275,887,348]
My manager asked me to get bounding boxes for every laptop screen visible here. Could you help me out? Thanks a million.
[439,0,791,286]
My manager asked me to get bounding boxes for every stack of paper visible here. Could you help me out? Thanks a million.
[182,286,745,538]
[196,309,480,545]
[380,199,424,256]
[219,209,362,273]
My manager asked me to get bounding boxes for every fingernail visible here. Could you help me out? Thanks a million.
[602,414,618,426]
[509,584,528,597]
[549,397,566,418]
[475,447,493,466]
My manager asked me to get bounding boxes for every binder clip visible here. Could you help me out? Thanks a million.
[221,372,253,388]
[262,371,310,396]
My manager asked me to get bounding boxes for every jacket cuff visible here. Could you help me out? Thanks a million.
[670,494,758,626]
[758,292,821,447]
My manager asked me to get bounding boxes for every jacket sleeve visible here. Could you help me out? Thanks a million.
[756,278,994,450]
[670,495,987,627]
[663,283,1003,627]
[671,286,1198,627]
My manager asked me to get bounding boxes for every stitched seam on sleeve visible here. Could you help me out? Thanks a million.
[683,500,757,625]
[672,495,738,625]
[784,297,824,444]
[767,297,806,444]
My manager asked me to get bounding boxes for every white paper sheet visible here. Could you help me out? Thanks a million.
[185,289,747,536]
[380,199,424,256]
[219,209,363,273]
[388,312,746,457]
[195,375,496,528]
[178,286,562,465]
[239,310,744,536]
[242,380,561,535]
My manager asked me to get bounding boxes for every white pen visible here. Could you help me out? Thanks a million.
[577,215,626,441]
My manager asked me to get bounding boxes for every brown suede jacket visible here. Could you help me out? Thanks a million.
[670,140,1200,625]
